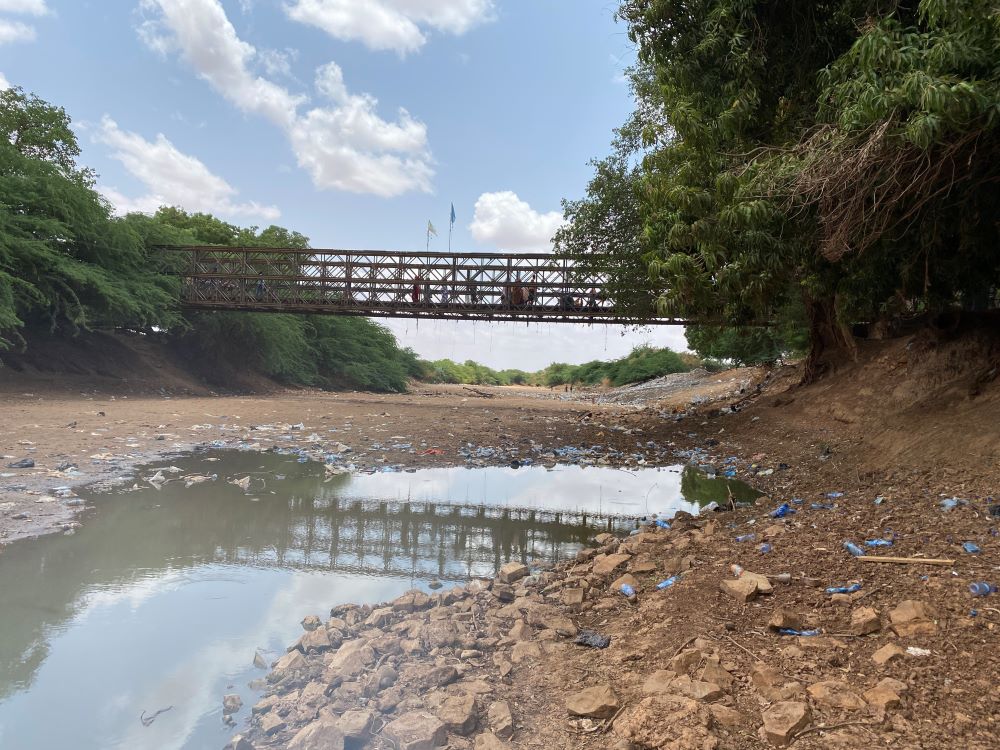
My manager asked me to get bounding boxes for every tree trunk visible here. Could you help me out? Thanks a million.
[802,294,855,384]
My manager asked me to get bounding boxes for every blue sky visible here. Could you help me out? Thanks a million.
[1,0,688,368]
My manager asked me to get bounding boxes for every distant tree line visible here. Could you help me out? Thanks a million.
[418,345,724,388]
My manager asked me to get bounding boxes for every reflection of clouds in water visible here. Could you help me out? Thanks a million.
[105,571,410,750]
[338,465,689,516]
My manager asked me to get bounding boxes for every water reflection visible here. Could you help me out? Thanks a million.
[0,452,756,750]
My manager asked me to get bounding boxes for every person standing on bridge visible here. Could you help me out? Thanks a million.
[411,273,422,305]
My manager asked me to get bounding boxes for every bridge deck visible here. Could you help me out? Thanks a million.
[162,246,682,324]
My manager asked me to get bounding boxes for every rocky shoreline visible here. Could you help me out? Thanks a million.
[228,496,972,750]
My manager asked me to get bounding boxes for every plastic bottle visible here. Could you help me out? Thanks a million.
[619,583,636,598]
[843,541,865,557]
[962,541,981,554]
[729,563,745,577]
[865,539,893,547]
[759,543,773,554]
[655,519,671,529]
[969,582,996,597]
[769,573,792,584]
[656,576,678,590]
[735,534,756,543]
[826,582,862,594]
[770,503,793,519]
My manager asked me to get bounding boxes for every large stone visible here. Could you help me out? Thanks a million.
[760,701,810,747]
[287,718,345,750]
[610,573,639,592]
[592,553,631,577]
[224,735,255,750]
[851,607,881,635]
[223,694,243,714]
[670,648,703,674]
[565,684,619,719]
[326,639,376,678]
[863,678,908,710]
[807,680,867,710]
[561,587,585,606]
[421,620,461,649]
[474,733,511,750]
[888,600,937,637]
[768,608,803,631]
[297,627,334,653]
[642,670,677,695]
[365,607,394,628]
[511,641,542,664]
[497,562,529,584]
[720,577,759,602]
[384,711,447,750]
[487,701,514,739]
[750,664,804,702]
[393,589,433,612]
[272,649,307,674]
[301,615,322,631]
[699,656,734,689]
[670,675,724,702]
[709,704,743,729]
[260,713,286,736]
[336,709,375,740]
[418,665,460,690]
[436,692,477,735]
[872,643,905,666]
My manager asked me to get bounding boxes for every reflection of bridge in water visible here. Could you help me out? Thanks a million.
[215,494,634,582]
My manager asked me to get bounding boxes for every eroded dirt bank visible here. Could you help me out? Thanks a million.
[2,328,999,749]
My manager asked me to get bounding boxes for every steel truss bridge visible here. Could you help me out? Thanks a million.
[162,245,682,325]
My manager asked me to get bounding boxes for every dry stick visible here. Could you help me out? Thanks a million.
[792,720,876,742]
[723,634,759,662]
[857,556,955,566]
[671,635,699,660]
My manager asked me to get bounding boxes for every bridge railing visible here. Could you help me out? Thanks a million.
[158,245,679,324]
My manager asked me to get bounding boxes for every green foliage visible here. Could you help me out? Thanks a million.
[564,0,1000,375]
[423,345,695,388]
[538,345,690,386]
[0,90,425,392]
[0,142,180,347]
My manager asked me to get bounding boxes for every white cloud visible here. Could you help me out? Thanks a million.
[285,0,494,55]
[140,0,433,197]
[0,73,10,89]
[0,18,35,43]
[0,0,49,15]
[96,116,280,220]
[469,191,564,252]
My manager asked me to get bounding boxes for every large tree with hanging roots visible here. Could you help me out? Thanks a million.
[560,0,1000,379]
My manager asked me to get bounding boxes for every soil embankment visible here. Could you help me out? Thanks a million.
[1,325,999,749]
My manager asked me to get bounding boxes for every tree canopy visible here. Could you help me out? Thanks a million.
[560,0,1000,373]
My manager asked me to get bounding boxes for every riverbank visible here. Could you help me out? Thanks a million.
[2,328,998,749]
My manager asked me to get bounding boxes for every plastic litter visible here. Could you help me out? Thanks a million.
[729,564,745,577]
[826,491,844,499]
[826,582,862,595]
[940,497,964,510]
[735,534,756,543]
[656,576,678,590]
[865,539,893,547]
[969,582,996,597]
[770,573,792,584]
[769,503,794,518]
[759,543,773,554]
[844,541,865,557]
[962,541,981,554]
[655,519,671,529]
[778,628,820,636]
[619,583,636,598]
[573,629,611,649]
[6,458,34,469]
[906,646,931,657]
[810,502,834,510]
